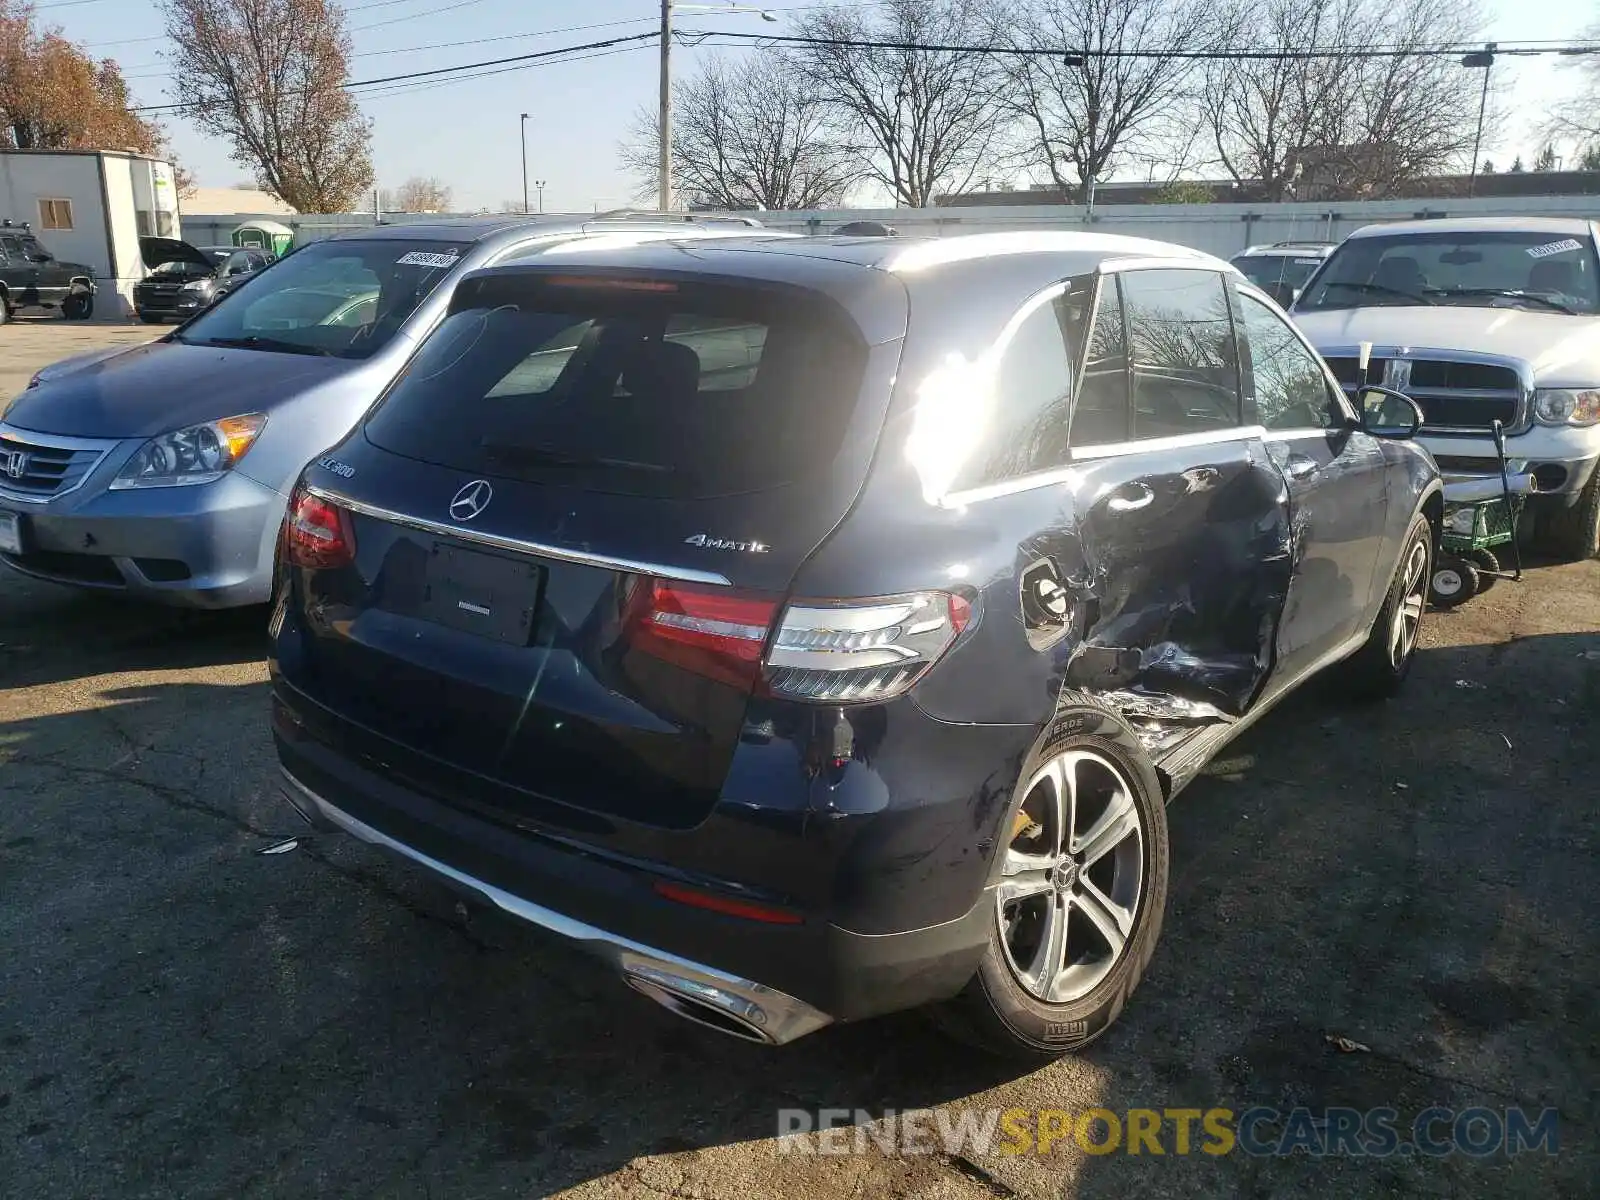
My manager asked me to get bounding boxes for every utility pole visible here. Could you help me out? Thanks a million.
[658,0,673,212]
[1462,44,1496,199]
[520,113,530,214]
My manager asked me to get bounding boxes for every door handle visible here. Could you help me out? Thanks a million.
[1285,455,1319,482]
[1106,482,1155,513]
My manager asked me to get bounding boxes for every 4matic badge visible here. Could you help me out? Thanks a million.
[684,533,770,554]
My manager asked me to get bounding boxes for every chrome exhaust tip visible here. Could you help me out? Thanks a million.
[622,967,777,1044]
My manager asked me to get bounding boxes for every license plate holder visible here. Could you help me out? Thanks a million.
[419,542,542,645]
[0,510,21,556]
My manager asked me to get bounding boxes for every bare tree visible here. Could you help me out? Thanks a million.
[1203,0,1490,199]
[159,0,372,213]
[381,176,452,213]
[619,53,856,209]
[794,0,1009,206]
[1543,26,1600,163]
[995,0,1222,204]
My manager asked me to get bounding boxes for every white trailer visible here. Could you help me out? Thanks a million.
[0,149,181,317]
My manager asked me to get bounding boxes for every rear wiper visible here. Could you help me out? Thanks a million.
[1426,287,1576,314]
[479,440,672,473]
[1323,281,1435,305]
[194,335,334,357]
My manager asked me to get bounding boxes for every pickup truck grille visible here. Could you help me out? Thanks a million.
[0,429,113,499]
[1323,355,1524,433]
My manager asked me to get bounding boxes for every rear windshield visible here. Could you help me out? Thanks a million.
[1231,254,1322,290]
[173,238,468,359]
[362,272,869,499]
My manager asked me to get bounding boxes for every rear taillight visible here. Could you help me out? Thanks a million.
[628,579,971,703]
[284,486,355,570]
[626,579,780,689]
[765,591,971,702]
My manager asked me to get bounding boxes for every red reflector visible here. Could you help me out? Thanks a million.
[284,486,355,570]
[949,591,972,633]
[626,578,777,689]
[653,880,803,925]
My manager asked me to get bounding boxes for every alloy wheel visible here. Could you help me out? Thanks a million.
[996,749,1144,1004]
[1389,539,1428,668]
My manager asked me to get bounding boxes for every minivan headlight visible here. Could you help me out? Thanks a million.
[1533,389,1600,427]
[110,414,267,489]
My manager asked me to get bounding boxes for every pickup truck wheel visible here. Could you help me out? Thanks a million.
[1537,471,1600,562]
[930,701,1168,1061]
[61,291,92,320]
[0,298,9,325]
[1340,513,1432,700]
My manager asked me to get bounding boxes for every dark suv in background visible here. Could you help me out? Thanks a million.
[0,220,95,321]
[134,237,272,323]
[269,233,1440,1058]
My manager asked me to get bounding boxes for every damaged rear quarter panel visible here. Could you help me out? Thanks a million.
[905,434,1294,735]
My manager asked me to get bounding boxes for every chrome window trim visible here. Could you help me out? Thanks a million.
[1070,423,1267,462]
[304,483,733,586]
[0,422,121,504]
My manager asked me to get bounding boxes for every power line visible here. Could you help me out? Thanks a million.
[691,27,1600,62]
[117,16,659,82]
[352,0,492,33]
[131,30,660,114]
[356,42,651,101]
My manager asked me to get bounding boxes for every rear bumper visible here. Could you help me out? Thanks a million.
[0,470,284,607]
[271,688,996,1037]
[280,767,835,1044]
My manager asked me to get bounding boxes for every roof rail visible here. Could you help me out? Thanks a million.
[590,208,763,228]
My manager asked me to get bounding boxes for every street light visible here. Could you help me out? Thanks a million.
[1461,44,1496,199]
[535,179,547,214]
[520,113,530,214]
[659,1,778,212]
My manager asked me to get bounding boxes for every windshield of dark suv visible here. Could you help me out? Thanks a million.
[1231,254,1323,291]
[1297,230,1600,314]
[172,238,468,358]
[363,271,868,499]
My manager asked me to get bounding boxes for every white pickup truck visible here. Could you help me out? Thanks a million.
[1292,217,1600,560]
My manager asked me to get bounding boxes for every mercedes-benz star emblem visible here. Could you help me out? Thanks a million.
[448,479,493,522]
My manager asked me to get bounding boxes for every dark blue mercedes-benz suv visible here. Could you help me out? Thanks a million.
[268,232,1441,1058]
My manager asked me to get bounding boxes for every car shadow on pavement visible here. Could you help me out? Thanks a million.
[0,579,269,689]
[1,631,1596,1198]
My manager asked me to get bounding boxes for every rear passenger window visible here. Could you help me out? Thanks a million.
[951,294,1075,490]
[1068,275,1131,447]
[1120,270,1241,440]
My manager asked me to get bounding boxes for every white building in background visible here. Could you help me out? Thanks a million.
[182,186,295,216]
[0,149,180,316]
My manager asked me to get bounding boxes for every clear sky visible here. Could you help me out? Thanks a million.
[39,0,1600,213]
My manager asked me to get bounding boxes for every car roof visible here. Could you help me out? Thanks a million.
[501,230,1230,276]
[1347,216,1596,240]
[1236,243,1335,257]
[323,214,766,245]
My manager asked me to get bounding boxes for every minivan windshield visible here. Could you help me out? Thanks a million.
[1297,230,1600,314]
[363,271,869,499]
[173,238,468,358]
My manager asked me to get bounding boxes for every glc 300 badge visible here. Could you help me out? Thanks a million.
[684,533,769,553]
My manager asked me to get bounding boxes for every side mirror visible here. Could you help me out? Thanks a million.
[1357,385,1424,439]
[1265,280,1297,309]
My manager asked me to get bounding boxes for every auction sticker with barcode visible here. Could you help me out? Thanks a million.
[396,250,461,268]
[1527,239,1583,259]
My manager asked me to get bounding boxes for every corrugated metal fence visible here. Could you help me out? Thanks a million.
[182,194,1600,260]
